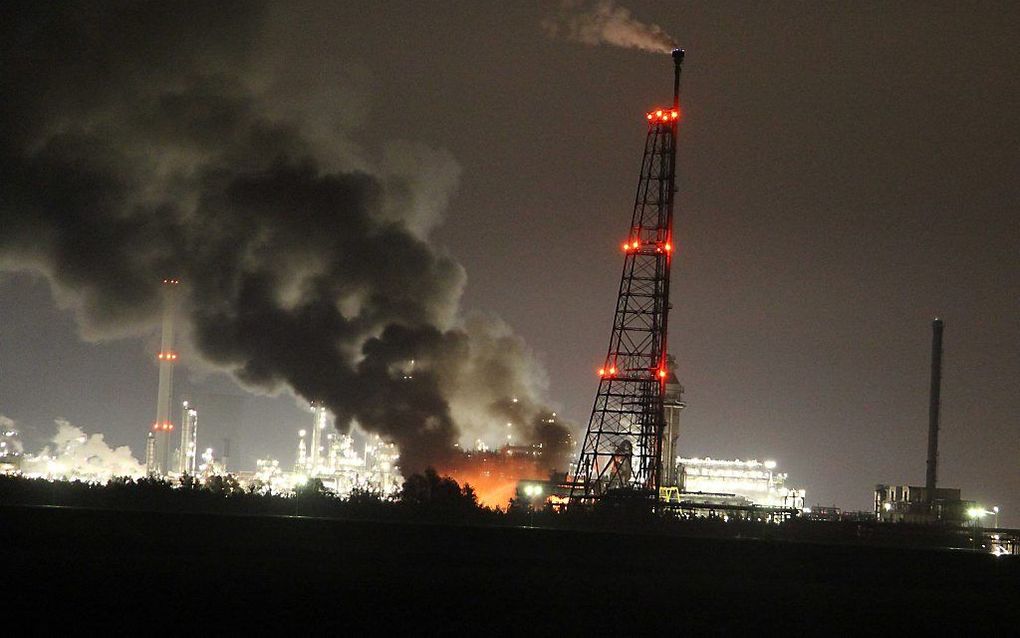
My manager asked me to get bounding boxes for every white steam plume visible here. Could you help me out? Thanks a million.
[22,420,145,481]
[543,0,677,54]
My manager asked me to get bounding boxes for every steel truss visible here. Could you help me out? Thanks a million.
[570,51,684,507]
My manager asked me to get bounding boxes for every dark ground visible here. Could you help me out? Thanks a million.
[4,505,1018,633]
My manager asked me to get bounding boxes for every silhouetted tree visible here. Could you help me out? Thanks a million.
[400,468,480,517]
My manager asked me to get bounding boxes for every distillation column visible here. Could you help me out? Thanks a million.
[309,403,328,475]
[661,354,686,488]
[178,400,198,475]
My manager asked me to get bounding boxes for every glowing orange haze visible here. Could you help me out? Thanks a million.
[444,469,521,509]
[438,452,548,510]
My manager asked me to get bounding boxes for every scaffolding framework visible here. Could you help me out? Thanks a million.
[570,51,685,507]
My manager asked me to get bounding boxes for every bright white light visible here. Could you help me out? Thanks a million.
[298,429,306,437]
[764,460,777,470]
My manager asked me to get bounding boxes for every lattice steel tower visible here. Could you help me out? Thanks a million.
[570,50,685,506]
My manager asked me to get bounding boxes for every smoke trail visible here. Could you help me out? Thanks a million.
[543,0,677,54]
[0,2,571,474]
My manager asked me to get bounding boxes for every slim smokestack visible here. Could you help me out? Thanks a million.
[672,48,684,110]
[925,317,944,506]
[148,279,179,476]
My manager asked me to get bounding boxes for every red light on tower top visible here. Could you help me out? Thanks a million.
[645,107,680,124]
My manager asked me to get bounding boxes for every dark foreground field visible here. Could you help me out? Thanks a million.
[4,505,1018,633]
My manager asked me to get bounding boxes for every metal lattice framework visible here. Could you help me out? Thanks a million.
[570,51,684,506]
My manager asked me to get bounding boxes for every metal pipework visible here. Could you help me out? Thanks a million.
[925,318,943,507]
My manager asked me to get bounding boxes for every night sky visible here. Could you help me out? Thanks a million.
[1,2,1017,522]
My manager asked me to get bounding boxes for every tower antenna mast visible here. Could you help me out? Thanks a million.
[570,50,686,508]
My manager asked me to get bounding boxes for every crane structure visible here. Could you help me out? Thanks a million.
[569,50,685,507]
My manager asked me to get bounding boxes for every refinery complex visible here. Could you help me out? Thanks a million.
[0,48,1012,560]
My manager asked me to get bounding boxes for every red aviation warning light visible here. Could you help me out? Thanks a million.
[598,365,618,377]
[645,107,680,124]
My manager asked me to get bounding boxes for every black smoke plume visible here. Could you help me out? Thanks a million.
[0,1,572,473]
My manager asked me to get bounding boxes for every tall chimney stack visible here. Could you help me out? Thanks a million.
[925,317,944,508]
[672,48,684,111]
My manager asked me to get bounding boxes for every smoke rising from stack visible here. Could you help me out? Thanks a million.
[543,0,677,54]
[0,2,571,474]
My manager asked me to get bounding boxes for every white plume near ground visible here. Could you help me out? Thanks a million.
[543,0,677,54]
[21,419,145,481]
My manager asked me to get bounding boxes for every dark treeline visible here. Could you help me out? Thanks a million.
[0,471,997,552]
[0,470,494,524]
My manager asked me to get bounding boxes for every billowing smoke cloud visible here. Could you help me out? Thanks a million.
[543,0,677,54]
[22,420,145,481]
[0,2,571,473]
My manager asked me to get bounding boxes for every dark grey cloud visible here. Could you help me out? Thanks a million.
[0,1,571,473]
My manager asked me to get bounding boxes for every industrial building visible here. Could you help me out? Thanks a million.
[661,356,685,488]
[0,424,23,475]
[175,401,199,476]
[675,457,806,510]
[874,485,973,525]
[284,405,401,497]
[876,319,978,526]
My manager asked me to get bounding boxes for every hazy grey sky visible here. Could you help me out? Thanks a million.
[1,2,1017,522]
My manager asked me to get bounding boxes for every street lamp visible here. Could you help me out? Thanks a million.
[967,507,987,528]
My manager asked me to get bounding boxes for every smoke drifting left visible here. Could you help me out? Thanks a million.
[543,0,677,54]
[0,2,570,474]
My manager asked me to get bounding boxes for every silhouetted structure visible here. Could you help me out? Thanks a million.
[570,50,685,507]
[925,317,943,509]
[147,278,179,476]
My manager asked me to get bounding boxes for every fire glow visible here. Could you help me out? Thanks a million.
[439,451,547,509]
